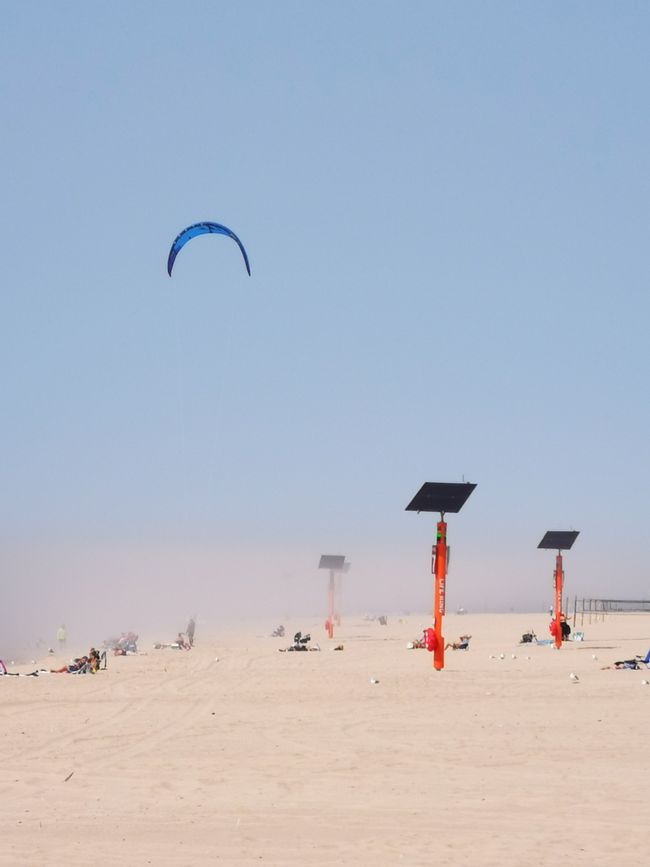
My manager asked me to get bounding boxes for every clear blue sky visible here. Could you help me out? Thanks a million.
[1,2,648,641]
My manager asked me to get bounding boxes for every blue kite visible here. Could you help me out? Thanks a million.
[167,221,251,277]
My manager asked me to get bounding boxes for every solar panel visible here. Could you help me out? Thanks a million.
[537,531,579,551]
[318,555,346,570]
[405,482,476,514]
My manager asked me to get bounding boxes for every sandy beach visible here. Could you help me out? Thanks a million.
[1,612,649,866]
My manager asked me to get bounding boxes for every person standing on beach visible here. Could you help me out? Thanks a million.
[186,616,196,647]
[56,624,67,651]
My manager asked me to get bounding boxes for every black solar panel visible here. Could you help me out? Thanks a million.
[405,482,476,514]
[538,531,579,551]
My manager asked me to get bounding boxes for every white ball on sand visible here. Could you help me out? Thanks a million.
[511,654,517,660]
[641,680,648,686]
[370,678,379,684]
[499,653,505,660]
[569,672,579,681]
[215,657,220,662]
[592,654,598,660]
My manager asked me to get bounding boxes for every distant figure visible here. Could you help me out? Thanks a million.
[186,616,196,647]
[57,624,67,651]
[378,615,388,626]
[445,634,471,650]
[271,625,285,638]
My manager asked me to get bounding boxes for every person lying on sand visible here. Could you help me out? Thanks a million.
[601,658,646,670]
[153,634,191,651]
[51,655,90,673]
[445,635,471,650]
[407,637,426,649]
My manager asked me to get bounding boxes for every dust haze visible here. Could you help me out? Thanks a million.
[2,527,635,661]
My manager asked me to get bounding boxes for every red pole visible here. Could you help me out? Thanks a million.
[334,573,341,627]
[327,571,334,639]
[554,552,563,650]
[432,518,447,670]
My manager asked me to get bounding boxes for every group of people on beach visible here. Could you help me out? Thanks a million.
[50,648,106,673]
[5,614,649,677]
[1,647,107,677]
[104,632,139,656]
[153,617,197,651]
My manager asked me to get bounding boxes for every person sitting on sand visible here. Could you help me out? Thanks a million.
[88,648,101,672]
[278,631,320,652]
[560,614,571,641]
[445,634,471,650]
[549,614,571,641]
[176,633,191,650]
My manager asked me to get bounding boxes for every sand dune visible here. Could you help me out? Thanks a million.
[1,613,649,866]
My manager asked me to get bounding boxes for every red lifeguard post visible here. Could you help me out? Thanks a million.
[538,530,580,649]
[334,560,351,627]
[406,481,476,671]
[318,555,346,639]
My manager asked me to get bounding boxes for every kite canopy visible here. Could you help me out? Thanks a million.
[167,221,251,277]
